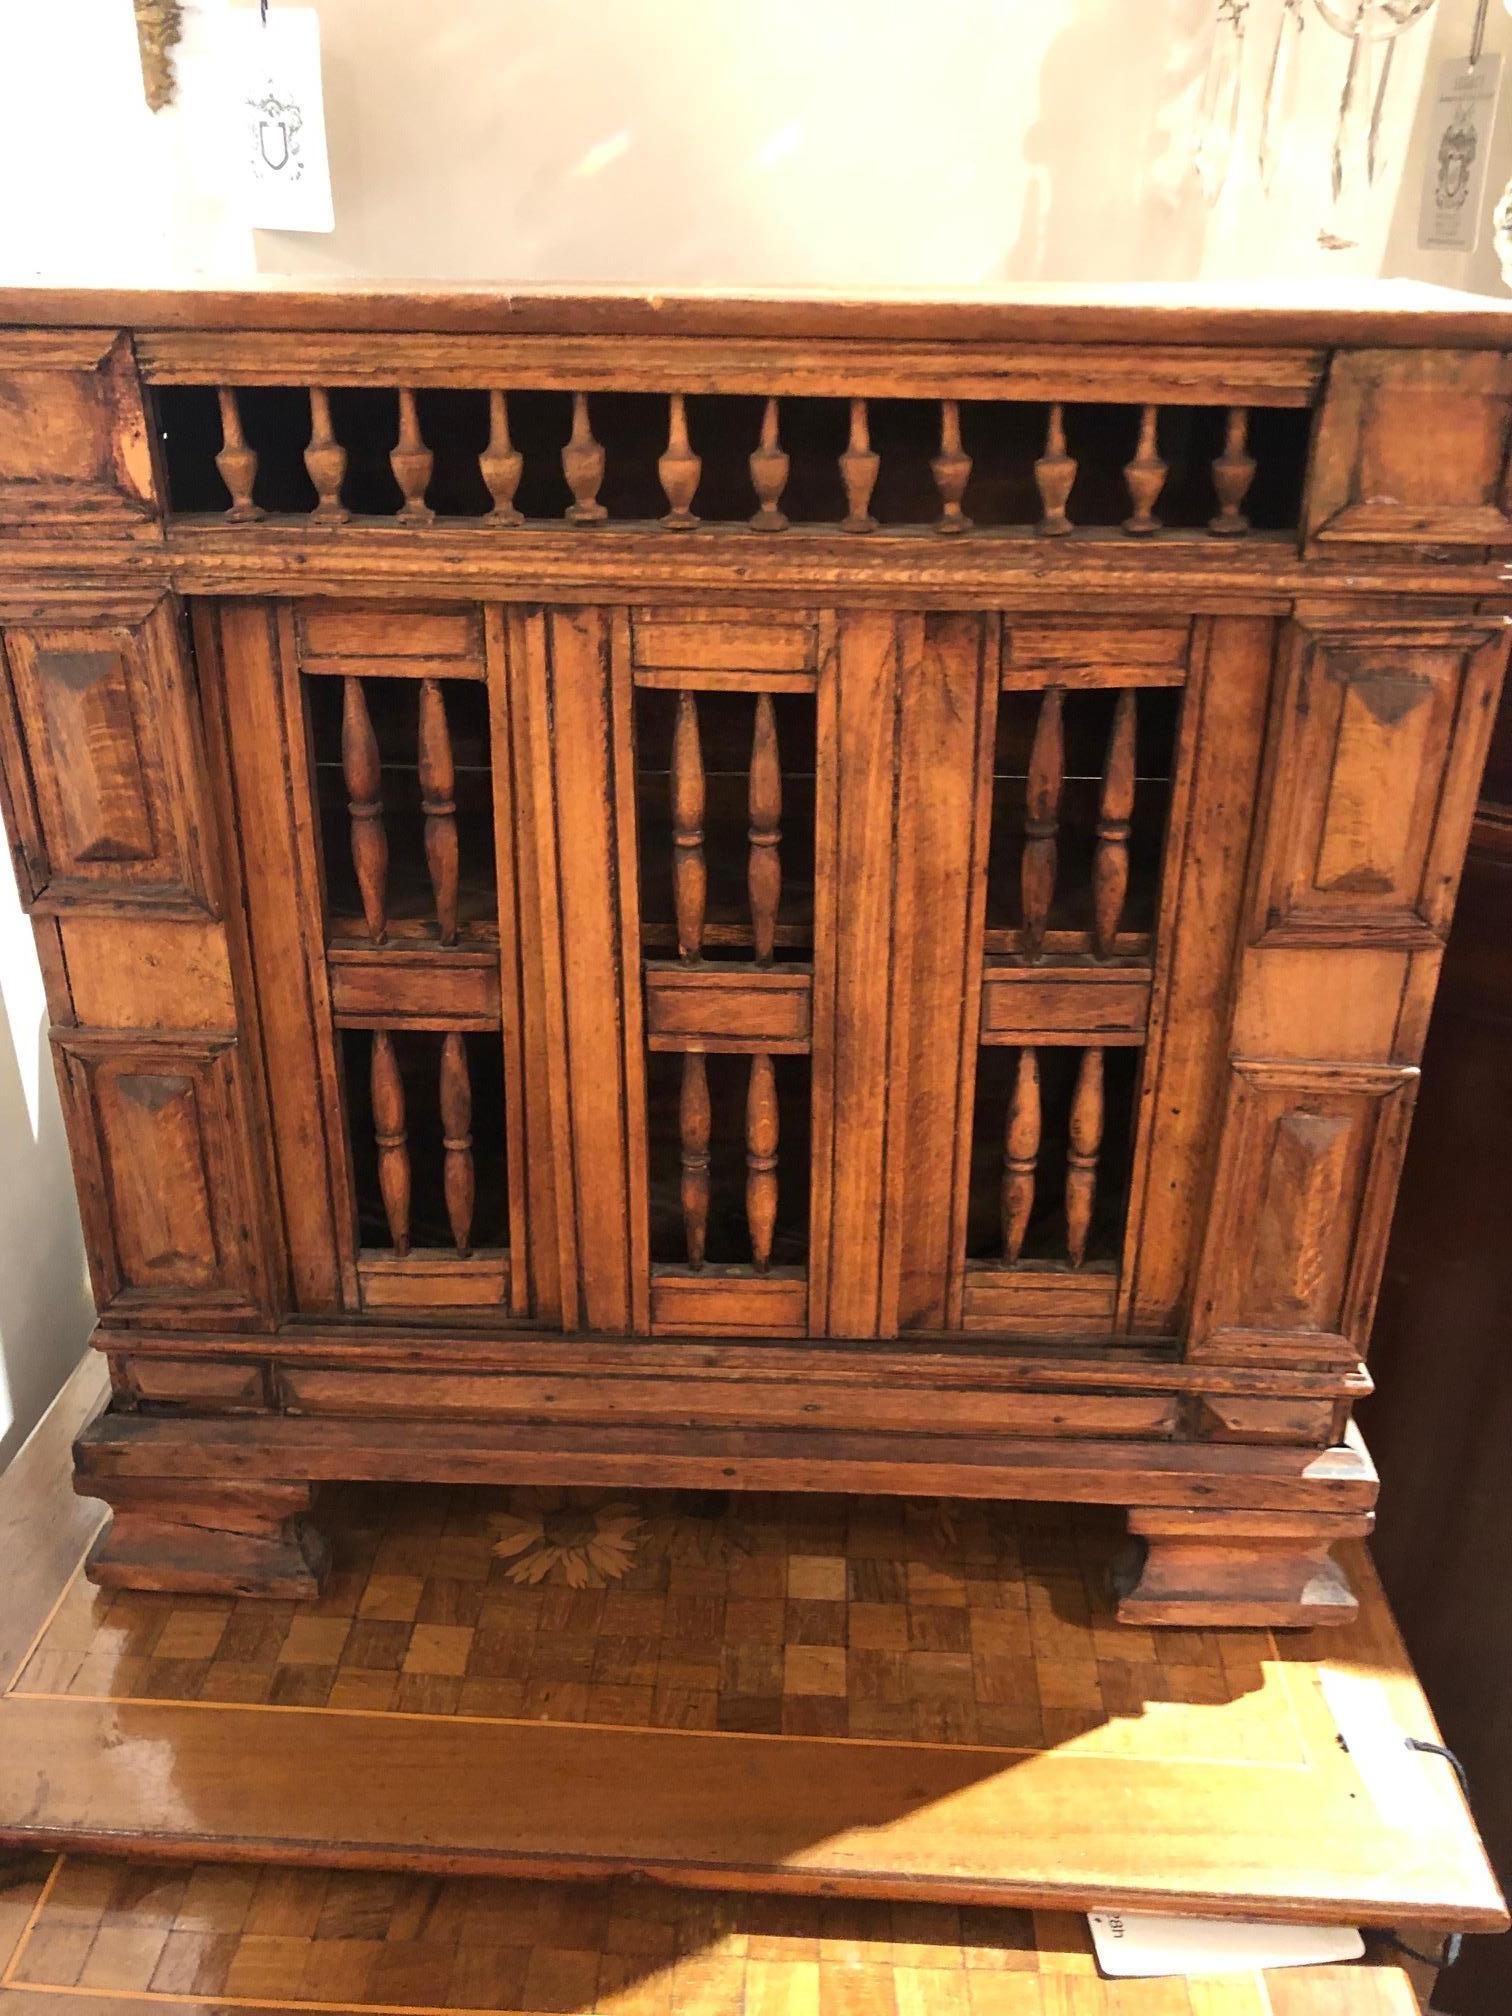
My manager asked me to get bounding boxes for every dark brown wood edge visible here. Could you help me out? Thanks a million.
[71,1404,1378,1506]
[92,1321,1373,1398]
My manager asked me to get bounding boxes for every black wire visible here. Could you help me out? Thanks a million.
[1407,1738,1472,1801]
[1376,1740,1474,1975]
[1383,1928,1464,1971]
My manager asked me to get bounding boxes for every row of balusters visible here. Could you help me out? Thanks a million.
[1020,686,1137,956]
[668,1042,1109,1276]
[360,1024,1113,1273]
[214,386,1260,537]
[1001,1046,1106,1270]
[671,692,783,962]
[677,1051,779,1272]
[364,1029,1107,1272]
[340,675,460,944]
[368,1030,475,1257]
[338,675,1138,960]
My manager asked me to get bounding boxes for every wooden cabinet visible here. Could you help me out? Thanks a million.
[1,286,1507,1624]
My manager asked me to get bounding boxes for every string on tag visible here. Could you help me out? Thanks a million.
[1470,0,1490,69]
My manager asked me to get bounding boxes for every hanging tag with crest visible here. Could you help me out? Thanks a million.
[1417,0,1501,252]
[223,5,335,233]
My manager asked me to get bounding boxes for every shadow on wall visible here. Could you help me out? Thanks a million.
[0,878,93,1469]
[1005,0,1211,282]
[249,0,1227,288]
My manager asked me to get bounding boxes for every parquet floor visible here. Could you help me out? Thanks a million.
[10,1485,1300,1764]
[0,1854,1425,2016]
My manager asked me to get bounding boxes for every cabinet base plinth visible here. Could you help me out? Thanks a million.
[1113,1507,1375,1628]
[72,1395,1379,1620]
[78,1476,330,1599]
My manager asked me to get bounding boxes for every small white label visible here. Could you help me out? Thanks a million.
[224,8,335,233]
[1086,1911,1364,1979]
[1418,53,1503,252]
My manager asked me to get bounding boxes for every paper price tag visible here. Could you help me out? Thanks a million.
[1418,53,1503,253]
[224,7,335,233]
[1086,1912,1364,1979]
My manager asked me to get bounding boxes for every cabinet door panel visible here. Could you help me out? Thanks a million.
[1191,1060,1418,1368]
[1253,619,1506,950]
[54,1031,274,1326]
[0,600,215,915]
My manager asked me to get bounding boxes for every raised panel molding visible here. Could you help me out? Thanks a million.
[53,1029,275,1327]
[1191,1059,1419,1368]
[1251,616,1508,950]
[1306,348,1512,547]
[0,329,158,528]
[0,599,216,916]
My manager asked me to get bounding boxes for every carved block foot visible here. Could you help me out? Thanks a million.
[1113,1508,1374,1629]
[77,1476,330,1599]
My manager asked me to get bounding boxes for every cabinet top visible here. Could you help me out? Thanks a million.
[3,277,1512,347]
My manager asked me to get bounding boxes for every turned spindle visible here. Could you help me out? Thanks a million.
[672,691,706,961]
[1034,404,1076,536]
[418,678,459,944]
[562,392,607,523]
[659,393,701,528]
[748,695,782,965]
[390,388,434,522]
[679,1051,711,1269]
[371,1032,411,1257]
[480,391,524,523]
[749,398,790,530]
[746,1051,779,1273]
[1209,406,1256,537]
[1001,1047,1041,1264]
[304,387,348,523]
[440,1032,475,1257]
[840,398,879,532]
[1123,405,1167,535]
[214,387,261,521]
[1093,691,1136,958]
[341,677,388,944]
[1021,686,1065,958]
[1065,1048,1105,1268]
[931,399,972,533]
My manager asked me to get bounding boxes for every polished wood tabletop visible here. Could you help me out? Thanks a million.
[0,1360,1501,1935]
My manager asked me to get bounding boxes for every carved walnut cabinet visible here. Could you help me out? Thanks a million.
[1,286,1506,1627]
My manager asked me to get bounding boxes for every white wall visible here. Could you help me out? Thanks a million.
[0,0,1468,291]
[0,0,1500,1459]
[0,855,93,1464]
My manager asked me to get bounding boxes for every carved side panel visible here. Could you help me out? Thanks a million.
[0,330,157,528]
[0,600,216,916]
[1306,349,1512,547]
[1252,618,1507,950]
[53,1030,275,1327]
[1191,1060,1418,1368]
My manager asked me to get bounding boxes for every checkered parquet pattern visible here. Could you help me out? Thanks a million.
[0,1856,1418,2016]
[11,1486,1302,1763]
